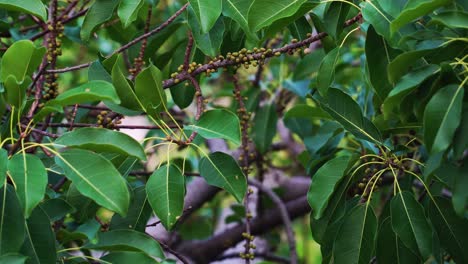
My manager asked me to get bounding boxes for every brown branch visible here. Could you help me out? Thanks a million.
[42,123,179,130]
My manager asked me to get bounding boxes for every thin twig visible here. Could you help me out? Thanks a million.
[159,242,190,264]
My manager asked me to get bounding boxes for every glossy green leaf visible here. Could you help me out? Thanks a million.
[430,10,468,29]
[391,191,433,259]
[317,47,340,96]
[365,26,398,100]
[199,152,246,203]
[361,1,397,44]
[334,204,377,264]
[118,0,145,28]
[146,165,185,230]
[0,149,6,188]
[387,50,434,84]
[55,149,130,216]
[0,40,45,83]
[0,0,47,21]
[0,254,27,264]
[319,88,383,144]
[186,109,241,145]
[248,0,308,32]
[81,0,120,40]
[222,0,256,39]
[323,2,351,39]
[308,155,352,219]
[111,55,142,111]
[65,184,100,223]
[101,252,159,264]
[3,75,31,108]
[34,80,121,121]
[252,104,278,153]
[188,7,225,57]
[86,229,164,258]
[383,65,440,119]
[55,128,146,161]
[0,186,25,255]
[423,84,464,154]
[135,64,167,117]
[21,207,56,264]
[189,0,222,33]
[40,198,76,222]
[428,197,468,263]
[391,0,452,34]
[110,186,152,232]
[8,153,47,218]
[377,217,421,264]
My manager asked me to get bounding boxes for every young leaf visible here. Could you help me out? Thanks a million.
[135,64,167,117]
[55,128,146,161]
[186,109,241,145]
[0,149,6,188]
[81,0,120,40]
[316,47,340,96]
[0,0,47,21]
[110,186,152,232]
[118,0,145,28]
[85,230,164,258]
[333,204,378,264]
[423,84,464,154]
[21,207,56,264]
[248,0,308,32]
[252,104,278,153]
[55,149,130,216]
[390,0,452,34]
[8,153,47,218]
[428,197,468,263]
[199,152,246,203]
[307,155,352,219]
[0,186,25,255]
[101,252,159,264]
[146,165,185,230]
[188,0,222,33]
[391,191,433,259]
[318,88,383,144]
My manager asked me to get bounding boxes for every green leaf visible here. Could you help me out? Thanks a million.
[146,165,185,230]
[7,153,47,218]
[188,7,225,57]
[450,163,467,217]
[0,254,28,264]
[111,55,142,111]
[387,50,434,84]
[101,252,159,264]
[361,1,398,44]
[40,198,76,222]
[118,0,145,28]
[186,109,241,145]
[0,186,25,255]
[252,104,278,153]
[189,0,222,33]
[0,0,47,21]
[55,128,146,161]
[0,149,6,189]
[222,0,256,39]
[0,40,45,83]
[248,0,308,32]
[423,84,464,154]
[55,149,130,216]
[85,230,164,258]
[390,0,452,34]
[199,152,246,203]
[317,47,340,96]
[391,191,433,259]
[34,80,121,121]
[376,217,421,264]
[110,186,152,232]
[429,10,468,29]
[323,2,351,39]
[383,65,440,119]
[21,207,56,264]
[81,0,120,40]
[428,197,468,263]
[307,155,352,219]
[334,204,377,264]
[135,64,167,117]
[318,88,383,144]
[3,75,32,108]
[365,26,397,100]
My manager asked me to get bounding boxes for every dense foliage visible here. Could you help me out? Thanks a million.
[0,0,467,263]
